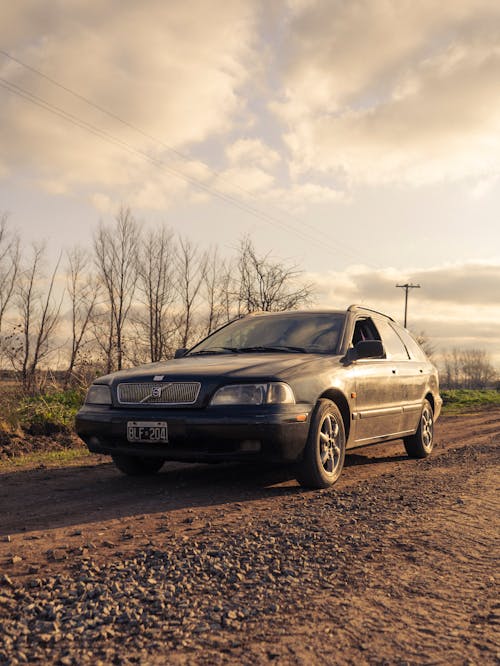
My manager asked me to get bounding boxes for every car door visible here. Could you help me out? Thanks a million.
[391,323,433,432]
[351,316,405,444]
[372,318,415,430]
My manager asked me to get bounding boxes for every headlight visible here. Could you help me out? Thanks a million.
[210,382,295,406]
[85,385,112,405]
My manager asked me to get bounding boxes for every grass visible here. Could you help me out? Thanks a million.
[0,446,90,471]
[12,388,85,435]
[441,389,500,414]
[0,386,87,467]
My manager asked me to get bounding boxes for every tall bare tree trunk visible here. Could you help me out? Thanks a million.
[176,238,207,349]
[64,247,99,387]
[136,227,176,362]
[12,245,62,392]
[94,207,139,372]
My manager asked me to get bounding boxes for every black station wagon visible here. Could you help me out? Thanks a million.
[76,305,442,488]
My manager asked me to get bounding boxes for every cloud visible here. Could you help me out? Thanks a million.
[469,175,500,199]
[265,182,346,213]
[2,0,500,217]
[307,261,500,363]
[214,166,277,196]
[226,138,281,170]
[310,261,500,307]
[410,263,500,305]
[0,1,259,195]
[274,1,500,186]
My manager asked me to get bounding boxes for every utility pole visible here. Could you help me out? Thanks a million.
[396,283,420,327]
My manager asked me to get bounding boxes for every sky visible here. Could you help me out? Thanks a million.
[0,0,499,365]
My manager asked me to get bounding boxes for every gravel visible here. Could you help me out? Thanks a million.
[0,461,460,664]
[0,439,498,665]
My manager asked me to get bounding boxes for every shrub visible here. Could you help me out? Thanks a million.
[15,389,86,436]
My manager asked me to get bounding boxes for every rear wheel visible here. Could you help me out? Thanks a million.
[112,453,165,476]
[404,399,434,458]
[296,399,346,489]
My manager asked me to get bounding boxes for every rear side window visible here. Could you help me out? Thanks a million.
[392,324,429,362]
[374,319,410,361]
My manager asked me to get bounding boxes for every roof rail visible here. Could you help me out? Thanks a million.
[347,304,396,322]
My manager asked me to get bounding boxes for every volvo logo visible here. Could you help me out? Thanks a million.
[139,381,174,403]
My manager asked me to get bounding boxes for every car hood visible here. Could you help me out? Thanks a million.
[96,352,338,385]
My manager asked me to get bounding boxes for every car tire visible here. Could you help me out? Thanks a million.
[404,399,434,458]
[296,399,346,489]
[112,454,165,476]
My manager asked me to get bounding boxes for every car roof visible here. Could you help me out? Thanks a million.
[242,309,346,317]
[242,305,395,322]
[347,304,396,322]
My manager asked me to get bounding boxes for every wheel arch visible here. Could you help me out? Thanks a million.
[424,392,435,413]
[318,389,351,441]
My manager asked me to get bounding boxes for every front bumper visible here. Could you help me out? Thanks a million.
[75,404,312,463]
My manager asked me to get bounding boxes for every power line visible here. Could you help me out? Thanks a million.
[0,49,371,266]
[1,76,339,254]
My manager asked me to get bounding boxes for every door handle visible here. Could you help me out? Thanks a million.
[392,369,397,374]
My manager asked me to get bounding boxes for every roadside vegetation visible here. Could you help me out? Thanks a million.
[0,384,85,461]
[0,446,89,471]
[15,388,85,435]
[441,388,500,414]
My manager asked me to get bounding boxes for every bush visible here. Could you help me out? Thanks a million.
[15,389,85,436]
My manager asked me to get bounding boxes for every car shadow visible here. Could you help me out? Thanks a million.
[345,452,408,466]
[0,444,410,535]
[0,460,301,535]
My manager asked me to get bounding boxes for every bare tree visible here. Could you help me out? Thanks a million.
[441,347,496,389]
[94,207,140,372]
[442,348,462,388]
[9,245,62,392]
[202,248,235,336]
[175,238,207,349]
[135,227,177,362]
[236,237,313,313]
[64,247,100,387]
[0,213,20,336]
[460,349,496,389]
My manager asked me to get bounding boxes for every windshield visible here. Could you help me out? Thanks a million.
[188,313,345,355]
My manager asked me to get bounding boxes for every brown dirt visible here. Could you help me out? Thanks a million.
[0,430,82,460]
[0,410,499,665]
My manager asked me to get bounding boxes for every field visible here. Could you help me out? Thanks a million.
[0,401,499,665]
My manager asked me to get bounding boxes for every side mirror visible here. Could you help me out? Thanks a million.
[174,348,188,359]
[354,339,385,360]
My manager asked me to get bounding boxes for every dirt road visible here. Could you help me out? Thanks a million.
[0,410,499,665]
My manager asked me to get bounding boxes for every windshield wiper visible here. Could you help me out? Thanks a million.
[237,345,308,353]
[188,346,240,356]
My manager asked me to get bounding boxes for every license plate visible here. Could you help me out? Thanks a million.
[127,421,168,443]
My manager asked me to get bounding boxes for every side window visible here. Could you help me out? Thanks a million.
[393,324,428,362]
[352,318,381,345]
[374,319,409,361]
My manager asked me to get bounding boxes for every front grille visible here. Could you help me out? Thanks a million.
[117,382,201,405]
